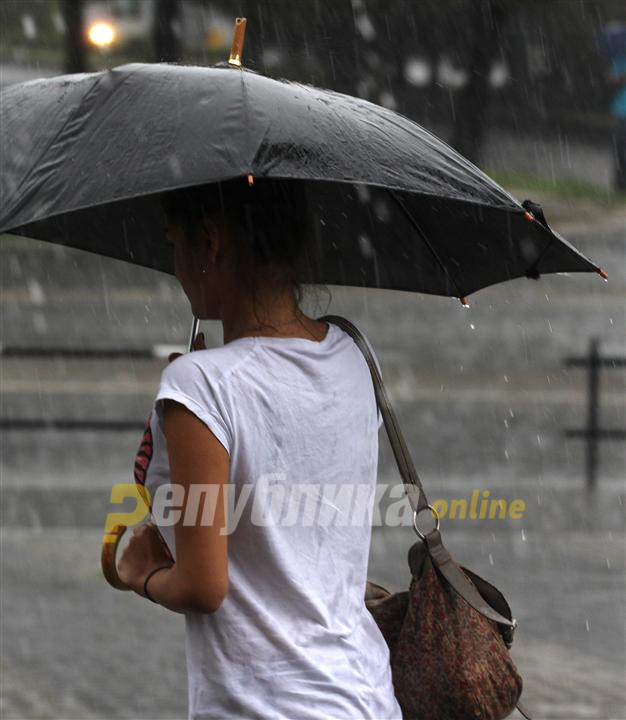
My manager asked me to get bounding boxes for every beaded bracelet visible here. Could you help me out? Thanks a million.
[143,566,171,603]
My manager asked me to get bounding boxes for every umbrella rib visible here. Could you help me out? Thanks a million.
[386,189,465,299]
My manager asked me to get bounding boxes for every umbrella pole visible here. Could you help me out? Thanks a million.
[188,316,200,352]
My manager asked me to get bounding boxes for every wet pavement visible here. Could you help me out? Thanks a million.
[1,527,624,719]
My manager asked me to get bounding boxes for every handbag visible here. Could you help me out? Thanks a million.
[319,315,531,720]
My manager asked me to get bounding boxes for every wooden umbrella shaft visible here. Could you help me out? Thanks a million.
[228,17,247,67]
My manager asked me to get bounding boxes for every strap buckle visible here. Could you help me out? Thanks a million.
[412,505,440,540]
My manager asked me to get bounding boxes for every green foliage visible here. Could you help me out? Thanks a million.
[489,170,626,205]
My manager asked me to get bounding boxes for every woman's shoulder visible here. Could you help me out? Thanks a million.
[163,339,259,389]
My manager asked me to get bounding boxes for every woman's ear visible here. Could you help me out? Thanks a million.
[199,218,220,267]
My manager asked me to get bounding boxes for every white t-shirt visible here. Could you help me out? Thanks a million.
[134,320,401,720]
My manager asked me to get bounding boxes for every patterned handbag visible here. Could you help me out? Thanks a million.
[320,315,531,720]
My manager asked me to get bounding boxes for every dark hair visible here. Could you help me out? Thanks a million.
[160,177,313,308]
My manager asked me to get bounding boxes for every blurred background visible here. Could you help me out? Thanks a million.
[1,1,625,718]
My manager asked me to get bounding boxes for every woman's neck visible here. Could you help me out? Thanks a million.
[220,290,321,344]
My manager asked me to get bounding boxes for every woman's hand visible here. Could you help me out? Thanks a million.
[168,332,206,363]
[118,523,173,597]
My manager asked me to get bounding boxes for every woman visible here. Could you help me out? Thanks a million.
[118,177,402,719]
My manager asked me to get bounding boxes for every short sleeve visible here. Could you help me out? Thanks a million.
[154,355,232,455]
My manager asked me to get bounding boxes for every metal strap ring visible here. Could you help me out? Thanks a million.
[412,504,441,540]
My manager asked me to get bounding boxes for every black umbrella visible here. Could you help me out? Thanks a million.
[0,60,606,305]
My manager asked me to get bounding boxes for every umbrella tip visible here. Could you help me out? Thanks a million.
[460,296,470,308]
[597,268,609,281]
[228,17,247,67]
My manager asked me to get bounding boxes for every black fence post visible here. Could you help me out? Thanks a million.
[564,338,626,493]
[586,338,600,493]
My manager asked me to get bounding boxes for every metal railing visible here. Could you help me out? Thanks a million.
[564,337,626,492]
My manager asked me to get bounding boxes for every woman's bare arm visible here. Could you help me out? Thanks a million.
[119,399,229,614]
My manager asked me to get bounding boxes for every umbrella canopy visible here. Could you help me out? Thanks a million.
[0,61,603,299]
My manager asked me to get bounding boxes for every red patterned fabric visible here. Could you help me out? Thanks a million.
[133,412,153,486]
[365,557,522,720]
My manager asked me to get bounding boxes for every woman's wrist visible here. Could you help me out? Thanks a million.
[143,565,171,602]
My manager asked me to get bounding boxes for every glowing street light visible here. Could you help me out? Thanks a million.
[87,21,116,48]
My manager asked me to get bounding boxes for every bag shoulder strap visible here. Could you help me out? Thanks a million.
[318,314,429,513]
[319,314,517,631]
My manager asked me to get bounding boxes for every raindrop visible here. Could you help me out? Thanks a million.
[489,60,509,88]
[520,236,539,263]
[373,199,391,223]
[52,10,65,34]
[488,554,494,566]
[585,619,590,632]
[437,55,467,89]
[262,48,281,69]
[504,419,509,428]
[504,449,509,459]
[27,278,45,305]
[503,375,509,383]
[355,12,376,41]
[379,91,397,110]
[358,234,373,259]
[355,184,370,204]
[404,58,432,87]
[21,14,37,40]
[547,319,553,332]
[521,528,526,542]
[470,323,475,330]
[509,409,514,418]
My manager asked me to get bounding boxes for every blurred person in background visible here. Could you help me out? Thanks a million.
[601,21,626,190]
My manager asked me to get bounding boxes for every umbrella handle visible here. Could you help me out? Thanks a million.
[102,519,173,592]
[101,524,131,591]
